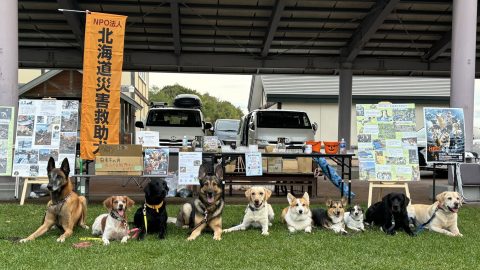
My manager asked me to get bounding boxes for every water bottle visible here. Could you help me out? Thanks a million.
[339,138,347,154]
[182,136,188,147]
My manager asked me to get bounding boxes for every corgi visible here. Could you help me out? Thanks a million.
[312,198,348,234]
[281,192,312,233]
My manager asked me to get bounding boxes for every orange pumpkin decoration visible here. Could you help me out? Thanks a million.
[323,141,339,154]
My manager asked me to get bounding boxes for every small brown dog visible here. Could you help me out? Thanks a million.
[20,157,88,243]
[312,198,348,234]
[92,196,135,245]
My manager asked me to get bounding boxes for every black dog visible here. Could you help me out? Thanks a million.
[365,192,414,236]
[134,178,169,240]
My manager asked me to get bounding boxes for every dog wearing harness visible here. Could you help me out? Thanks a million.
[176,164,225,241]
[134,178,169,240]
[20,157,88,243]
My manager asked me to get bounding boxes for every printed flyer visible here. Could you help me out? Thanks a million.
[245,152,262,176]
[136,131,160,147]
[356,103,420,181]
[143,148,169,176]
[12,99,79,177]
[423,108,465,163]
[0,106,15,176]
[178,152,203,185]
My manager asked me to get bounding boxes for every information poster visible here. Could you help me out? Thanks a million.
[356,103,420,181]
[144,148,169,176]
[0,106,15,175]
[245,152,262,176]
[424,108,465,163]
[136,131,160,147]
[12,99,79,177]
[178,152,202,185]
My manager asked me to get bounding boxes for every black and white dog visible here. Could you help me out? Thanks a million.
[365,193,414,236]
[134,178,169,240]
[344,204,365,232]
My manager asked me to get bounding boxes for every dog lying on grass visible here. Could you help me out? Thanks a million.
[92,196,135,245]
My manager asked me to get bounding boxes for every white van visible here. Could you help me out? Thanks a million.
[239,109,317,148]
[135,95,212,147]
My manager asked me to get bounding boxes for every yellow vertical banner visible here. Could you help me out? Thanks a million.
[80,12,127,160]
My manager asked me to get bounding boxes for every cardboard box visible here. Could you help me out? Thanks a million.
[297,157,313,173]
[95,145,144,175]
[282,159,298,173]
[267,157,282,173]
[262,157,268,173]
[225,164,236,173]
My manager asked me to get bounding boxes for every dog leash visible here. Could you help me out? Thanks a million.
[142,201,164,234]
[415,206,440,234]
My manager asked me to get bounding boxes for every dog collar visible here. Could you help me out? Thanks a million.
[145,201,164,213]
[50,191,73,206]
[248,203,265,212]
[110,210,128,230]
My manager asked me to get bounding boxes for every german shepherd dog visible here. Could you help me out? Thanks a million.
[176,164,224,241]
[20,157,88,243]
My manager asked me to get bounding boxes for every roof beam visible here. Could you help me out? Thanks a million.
[57,0,84,49]
[341,0,400,63]
[422,29,451,61]
[171,1,181,55]
[261,0,286,57]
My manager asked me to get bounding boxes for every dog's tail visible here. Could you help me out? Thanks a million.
[167,217,177,224]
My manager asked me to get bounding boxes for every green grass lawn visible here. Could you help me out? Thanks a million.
[0,202,478,270]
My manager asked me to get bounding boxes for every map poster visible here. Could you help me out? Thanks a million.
[245,152,262,176]
[178,152,202,185]
[356,103,420,181]
[12,99,79,177]
[424,108,465,163]
[144,148,169,176]
[0,106,15,176]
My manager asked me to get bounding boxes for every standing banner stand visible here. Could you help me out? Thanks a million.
[423,108,465,202]
[356,103,420,207]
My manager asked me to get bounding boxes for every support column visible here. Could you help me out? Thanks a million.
[451,0,477,151]
[0,0,18,200]
[338,68,353,148]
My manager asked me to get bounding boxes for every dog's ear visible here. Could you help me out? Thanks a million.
[287,193,295,205]
[103,196,113,210]
[47,157,56,174]
[326,199,333,207]
[264,188,272,201]
[402,194,410,208]
[60,158,70,176]
[163,180,170,192]
[302,192,310,205]
[143,183,151,197]
[245,188,252,200]
[214,165,224,180]
[198,164,207,180]
[347,206,354,213]
[456,192,464,206]
[383,193,392,209]
[435,191,446,205]
[341,197,347,207]
[125,196,135,208]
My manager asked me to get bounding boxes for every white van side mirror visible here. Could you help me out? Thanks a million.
[249,122,255,130]
[312,122,318,133]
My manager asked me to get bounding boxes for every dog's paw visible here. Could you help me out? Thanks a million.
[103,239,110,245]
[81,224,90,230]
[213,235,222,241]
[19,238,29,243]
[187,236,196,241]
[261,231,269,236]
[182,225,189,229]
[305,227,312,233]
[121,236,128,243]
[288,227,296,233]
[457,233,464,237]
[56,236,66,243]
[223,229,231,233]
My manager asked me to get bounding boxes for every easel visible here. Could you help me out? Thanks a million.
[367,181,411,207]
[236,156,245,172]
[19,177,49,205]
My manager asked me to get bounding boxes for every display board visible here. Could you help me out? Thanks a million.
[0,106,15,175]
[178,152,202,185]
[12,99,79,177]
[423,108,465,163]
[356,103,420,181]
[143,148,169,176]
[245,152,263,176]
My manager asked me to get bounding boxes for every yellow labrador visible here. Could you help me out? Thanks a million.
[407,191,462,237]
[223,187,274,235]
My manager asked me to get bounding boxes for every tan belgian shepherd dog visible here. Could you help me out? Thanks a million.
[20,157,88,243]
[176,164,225,241]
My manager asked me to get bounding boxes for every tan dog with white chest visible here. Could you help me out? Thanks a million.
[223,187,274,235]
[281,192,313,233]
[407,191,462,237]
[92,196,135,245]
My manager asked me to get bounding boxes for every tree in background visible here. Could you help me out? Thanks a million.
[149,84,244,122]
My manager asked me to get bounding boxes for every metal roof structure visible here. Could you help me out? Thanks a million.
[18,0,479,76]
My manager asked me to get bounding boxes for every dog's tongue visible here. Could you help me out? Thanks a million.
[207,196,214,204]
[117,210,125,217]
[450,207,459,213]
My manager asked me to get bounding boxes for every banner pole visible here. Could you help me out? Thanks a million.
[57,9,90,13]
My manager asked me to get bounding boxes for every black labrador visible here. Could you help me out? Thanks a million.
[365,192,414,236]
[134,178,169,240]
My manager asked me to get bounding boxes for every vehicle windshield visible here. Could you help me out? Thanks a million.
[257,111,312,129]
[146,109,202,127]
[216,120,240,131]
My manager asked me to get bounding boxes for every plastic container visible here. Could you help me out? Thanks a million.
[339,138,346,154]
[182,136,188,147]
[323,141,339,154]
[306,140,322,153]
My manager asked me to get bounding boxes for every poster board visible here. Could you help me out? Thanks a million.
[356,103,420,181]
[143,148,169,176]
[178,152,202,185]
[245,152,263,176]
[12,99,79,177]
[136,131,160,147]
[0,106,15,175]
[423,108,465,163]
